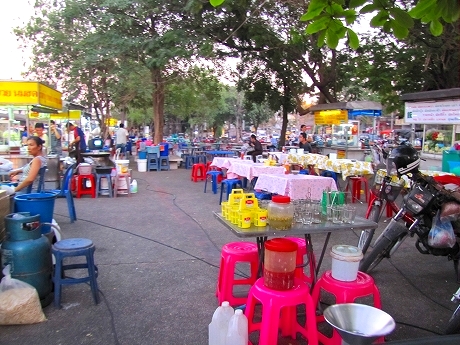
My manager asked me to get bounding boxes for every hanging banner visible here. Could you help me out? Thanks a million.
[0,81,62,111]
[314,110,348,125]
[405,99,460,124]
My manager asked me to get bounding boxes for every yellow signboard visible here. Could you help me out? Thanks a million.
[29,110,81,120]
[105,118,118,126]
[314,110,348,125]
[0,81,62,111]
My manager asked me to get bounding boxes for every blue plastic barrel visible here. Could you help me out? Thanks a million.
[14,192,57,234]
[138,151,147,159]
[160,143,169,156]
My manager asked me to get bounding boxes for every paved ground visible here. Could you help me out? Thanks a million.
[2,158,460,344]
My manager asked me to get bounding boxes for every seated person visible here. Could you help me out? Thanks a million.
[249,134,263,162]
[1,136,47,195]
[298,133,312,153]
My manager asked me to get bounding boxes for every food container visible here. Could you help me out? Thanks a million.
[77,163,92,175]
[264,238,298,290]
[268,195,294,230]
[330,245,363,281]
[115,160,130,174]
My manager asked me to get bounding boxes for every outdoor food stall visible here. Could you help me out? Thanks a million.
[0,81,64,188]
[401,88,460,174]
[307,101,382,160]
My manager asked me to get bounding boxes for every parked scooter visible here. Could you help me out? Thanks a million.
[359,144,460,333]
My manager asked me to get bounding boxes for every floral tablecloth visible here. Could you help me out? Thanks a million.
[287,154,374,180]
[254,174,338,200]
[376,169,454,188]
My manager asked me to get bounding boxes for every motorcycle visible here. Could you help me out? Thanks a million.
[359,171,460,274]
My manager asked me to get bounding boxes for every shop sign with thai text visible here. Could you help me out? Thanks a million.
[405,99,460,124]
[314,110,348,125]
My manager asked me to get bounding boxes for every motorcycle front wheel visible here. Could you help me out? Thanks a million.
[359,222,407,273]
[445,305,460,334]
[360,205,381,254]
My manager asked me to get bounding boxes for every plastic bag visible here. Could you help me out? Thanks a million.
[428,211,456,249]
[0,265,46,325]
[0,158,13,171]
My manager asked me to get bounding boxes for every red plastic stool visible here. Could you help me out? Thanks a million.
[216,242,259,307]
[245,277,318,345]
[347,176,369,203]
[75,174,96,198]
[191,163,206,182]
[285,237,315,286]
[311,270,382,345]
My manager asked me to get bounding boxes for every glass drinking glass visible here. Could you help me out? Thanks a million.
[343,205,356,224]
[302,209,313,225]
[332,206,343,224]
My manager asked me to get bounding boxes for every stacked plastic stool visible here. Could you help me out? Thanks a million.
[95,172,113,198]
[219,178,243,205]
[158,156,170,171]
[245,277,319,345]
[311,270,382,345]
[216,242,259,306]
[74,174,96,198]
[347,176,369,203]
[286,237,316,286]
[52,238,99,308]
[191,163,206,182]
[184,155,195,169]
[204,170,224,194]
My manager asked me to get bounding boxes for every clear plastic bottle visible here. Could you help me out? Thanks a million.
[225,309,248,345]
[268,195,294,230]
[208,301,234,345]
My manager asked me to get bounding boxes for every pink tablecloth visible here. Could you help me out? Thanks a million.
[226,161,285,180]
[210,157,239,169]
[254,174,338,200]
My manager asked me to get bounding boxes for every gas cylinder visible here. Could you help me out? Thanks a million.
[1,212,53,307]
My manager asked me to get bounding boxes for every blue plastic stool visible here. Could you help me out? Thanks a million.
[321,170,338,185]
[95,173,113,197]
[147,153,160,171]
[158,156,170,171]
[204,170,224,194]
[219,179,243,205]
[52,238,99,308]
[185,155,195,169]
[196,154,207,164]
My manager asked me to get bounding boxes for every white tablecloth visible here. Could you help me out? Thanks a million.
[254,174,338,200]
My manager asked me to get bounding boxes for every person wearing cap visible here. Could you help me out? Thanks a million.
[49,120,62,155]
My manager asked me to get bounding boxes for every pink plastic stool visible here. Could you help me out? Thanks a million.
[311,270,382,345]
[245,277,318,345]
[285,237,316,286]
[216,242,259,306]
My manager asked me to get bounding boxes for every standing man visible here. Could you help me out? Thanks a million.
[249,134,263,162]
[34,123,49,153]
[115,123,129,158]
[49,120,62,155]
[67,122,87,164]
[300,124,307,133]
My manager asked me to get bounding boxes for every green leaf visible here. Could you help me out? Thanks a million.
[390,19,409,39]
[389,7,414,28]
[370,10,389,27]
[360,4,379,14]
[430,19,443,36]
[336,26,347,38]
[347,28,359,49]
[408,0,437,19]
[382,21,392,33]
[209,0,225,7]
[326,28,339,49]
[317,30,327,47]
[306,17,330,34]
[349,0,367,9]
[302,0,327,21]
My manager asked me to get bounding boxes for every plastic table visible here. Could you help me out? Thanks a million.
[214,212,377,285]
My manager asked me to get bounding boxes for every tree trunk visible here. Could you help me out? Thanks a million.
[151,68,165,144]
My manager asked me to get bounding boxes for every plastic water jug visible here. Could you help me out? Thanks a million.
[264,238,298,290]
[225,309,248,345]
[208,301,234,345]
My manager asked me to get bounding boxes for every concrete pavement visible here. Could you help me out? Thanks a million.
[1,158,460,344]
